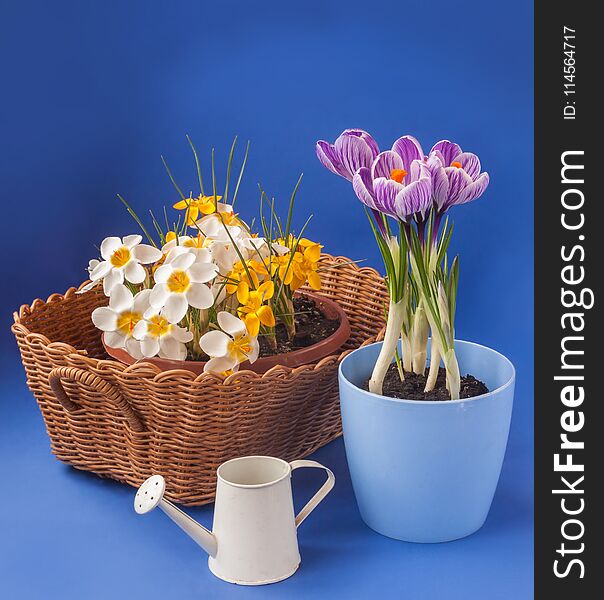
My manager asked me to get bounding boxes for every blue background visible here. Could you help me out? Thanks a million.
[0,1,533,598]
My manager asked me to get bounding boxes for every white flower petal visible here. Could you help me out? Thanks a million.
[124,261,146,284]
[150,284,170,308]
[90,260,112,281]
[100,237,122,260]
[217,311,246,337]
[193,247,212,263]
[171,251,196,271]
[92,307,118,331]
[143,306,159,320]
[133,244,162,264]
[186,283,214,310]
[132,320,148,340]
[125,337,145,359]
[212,283,226,304]
[108,284,133,312]
[171,325,194,343]
[77,280,100,294]
[103,269,123,295]
[271,243,290,256]
[153,263,172,284]
[133,289,152,313]
[104,330,126,349]
[140,337,160,358]
[161,239,176,253]
[159,337,187,361]
[199,330,230,357]
[164,246,189,263]
[247,337,260,364]
[162,294,188,323]
[204,356,237,374]
[188,262,218,284]
[123,234,143,248]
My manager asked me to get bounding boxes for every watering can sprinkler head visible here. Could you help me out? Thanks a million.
[135,475,165,514]
[134,475,217,557]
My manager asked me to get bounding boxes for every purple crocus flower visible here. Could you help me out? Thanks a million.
[316,129,380,181]
[426,140,490,213]
[352,135,432,222]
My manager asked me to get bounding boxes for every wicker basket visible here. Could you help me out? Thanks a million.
[12,254,387,505]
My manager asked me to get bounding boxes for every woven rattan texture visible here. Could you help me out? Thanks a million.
[12,254,387,505]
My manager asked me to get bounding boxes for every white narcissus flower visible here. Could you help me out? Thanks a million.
[199,311,259,373]
[161,234,212,262]
[132,312,193,361]
[195,203,242,241]
[90,235,162,295]
[150,251,218,323]
[91,285,151,358]
[209,240,240,275]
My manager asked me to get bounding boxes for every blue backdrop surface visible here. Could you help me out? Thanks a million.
[0,1,533,598]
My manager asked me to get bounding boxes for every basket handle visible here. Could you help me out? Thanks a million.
[48,367,145,433]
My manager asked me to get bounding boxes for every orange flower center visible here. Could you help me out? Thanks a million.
[390,168,408,183]
[116,311,142,336]
[228,336,252,362]
[167,269,191,294]
[110,246,132,268]
[221,211,238,226]
[147,315,172,338]
[184,233,207,248]
[451,161,463,169]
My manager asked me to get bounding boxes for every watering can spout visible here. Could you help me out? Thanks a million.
[134,475,218,558]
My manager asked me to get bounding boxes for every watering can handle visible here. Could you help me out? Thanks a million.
[290,459,335,528]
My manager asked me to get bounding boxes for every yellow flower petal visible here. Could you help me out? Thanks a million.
[186,206,200,225]
[304,244,321,263]
[308,271,322,290]
[290,276,304,291]
[165,231,176,242]
[258,280,274,300]
[248,268,260,289]
[173,200,190,210]
[199,201,216,215]
[244,313,260,337]
[257,305,276,328]
[237,281,250,305]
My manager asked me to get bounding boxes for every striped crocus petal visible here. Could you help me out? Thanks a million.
[372,178,403,219]
[353,167,379,212]
[342,128,380,157]
[371,150,404,180]
[352,168,388,235]
[430,140,462,166]
[445,166,474,206]
[403,160,433,217]
[426,153,449,212]
[316,129,379,181]
[391,135,424,173]
[456,172,490,205]
[316,141,349,178]
[455,152,482,180]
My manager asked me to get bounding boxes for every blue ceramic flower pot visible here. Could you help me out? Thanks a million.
[339,339,515,543]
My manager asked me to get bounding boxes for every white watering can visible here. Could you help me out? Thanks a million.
[134,455,335,585]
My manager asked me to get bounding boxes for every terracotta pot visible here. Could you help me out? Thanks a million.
[103,292,351,374]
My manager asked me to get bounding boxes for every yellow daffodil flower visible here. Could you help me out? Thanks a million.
[290,243,323,291]
[173,194,222,225]
[225,259,269,295]
[237,280,276,336]
[270,253,295,285]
